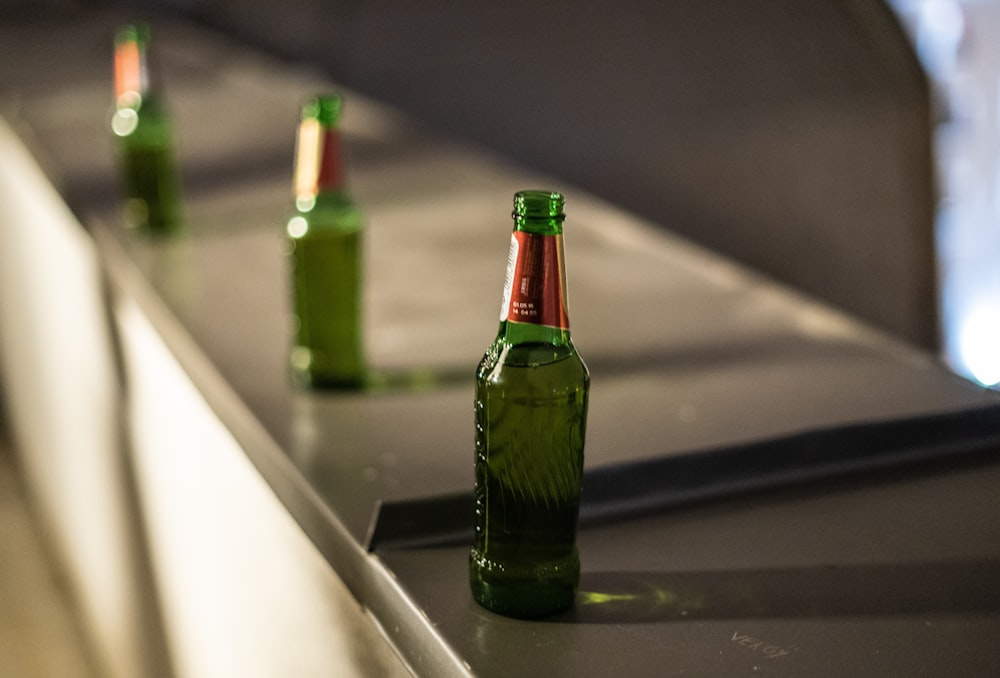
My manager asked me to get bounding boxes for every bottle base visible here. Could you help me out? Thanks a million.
[470,579,576,619]
[290,365,367,391]
[469,549,578,619]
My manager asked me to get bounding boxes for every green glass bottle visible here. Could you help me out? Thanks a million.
[470,190,590,618]
[110,23,183,235]
[286,94,366,389]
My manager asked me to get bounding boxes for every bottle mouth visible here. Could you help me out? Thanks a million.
[513,190,565,221]
[302,94,343,125]
[114,23,151,48]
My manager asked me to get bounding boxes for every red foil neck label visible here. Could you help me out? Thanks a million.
[500,231,569,329]
[114,40,145,102]
[295,121,343,196]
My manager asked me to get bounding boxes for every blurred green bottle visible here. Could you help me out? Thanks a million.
[286,94,366,389]
[110,23,183,235]
[470,190,590,618]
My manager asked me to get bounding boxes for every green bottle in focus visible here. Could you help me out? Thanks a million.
[286,94,366,389]
[470,190,590,618]
[110,23,183,235]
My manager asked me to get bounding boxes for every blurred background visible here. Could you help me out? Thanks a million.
[4,0,999,385]
[889,0,1000,387]
[106,0,1000,387]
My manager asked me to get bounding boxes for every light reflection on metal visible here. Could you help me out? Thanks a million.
[117,298,398,677]
[890,0,1000,388]
[0,119,163,678]
[578,591,642,605]
[958,303,1000,385]
[577,581,705,619]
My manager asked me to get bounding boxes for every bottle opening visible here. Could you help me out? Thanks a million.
[301,94,343,126]
[513,190,565,220]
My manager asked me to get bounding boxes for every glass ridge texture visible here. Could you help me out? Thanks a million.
[287,94,366,389]
[110,23,183,235]
[470,190,590,618]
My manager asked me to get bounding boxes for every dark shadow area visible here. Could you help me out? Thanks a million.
[134,0,938,349]
[368,404,1000,550]
[559,560,1000,624]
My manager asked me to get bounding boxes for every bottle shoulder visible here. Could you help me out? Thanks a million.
[292,197,363,234]
[477,336,588,374]
[112,101,173,142]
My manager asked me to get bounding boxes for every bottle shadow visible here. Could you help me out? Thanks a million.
[364,365,472,393]
[300,365,473,396]
[549,560,1000,624]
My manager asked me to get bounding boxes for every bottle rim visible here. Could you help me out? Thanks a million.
[115,23,151,48]
[513,190,565,221]
[302,94,343,125]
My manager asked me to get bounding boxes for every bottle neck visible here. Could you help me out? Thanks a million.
[496,224,573,347]
[114,25,163,111]
[294,120,345,208]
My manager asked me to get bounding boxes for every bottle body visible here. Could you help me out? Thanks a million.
[111,24,182,235]
[287,95,366,389]
[288,197,365,388]
[471,341,589,617]
[470,191,589,618]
